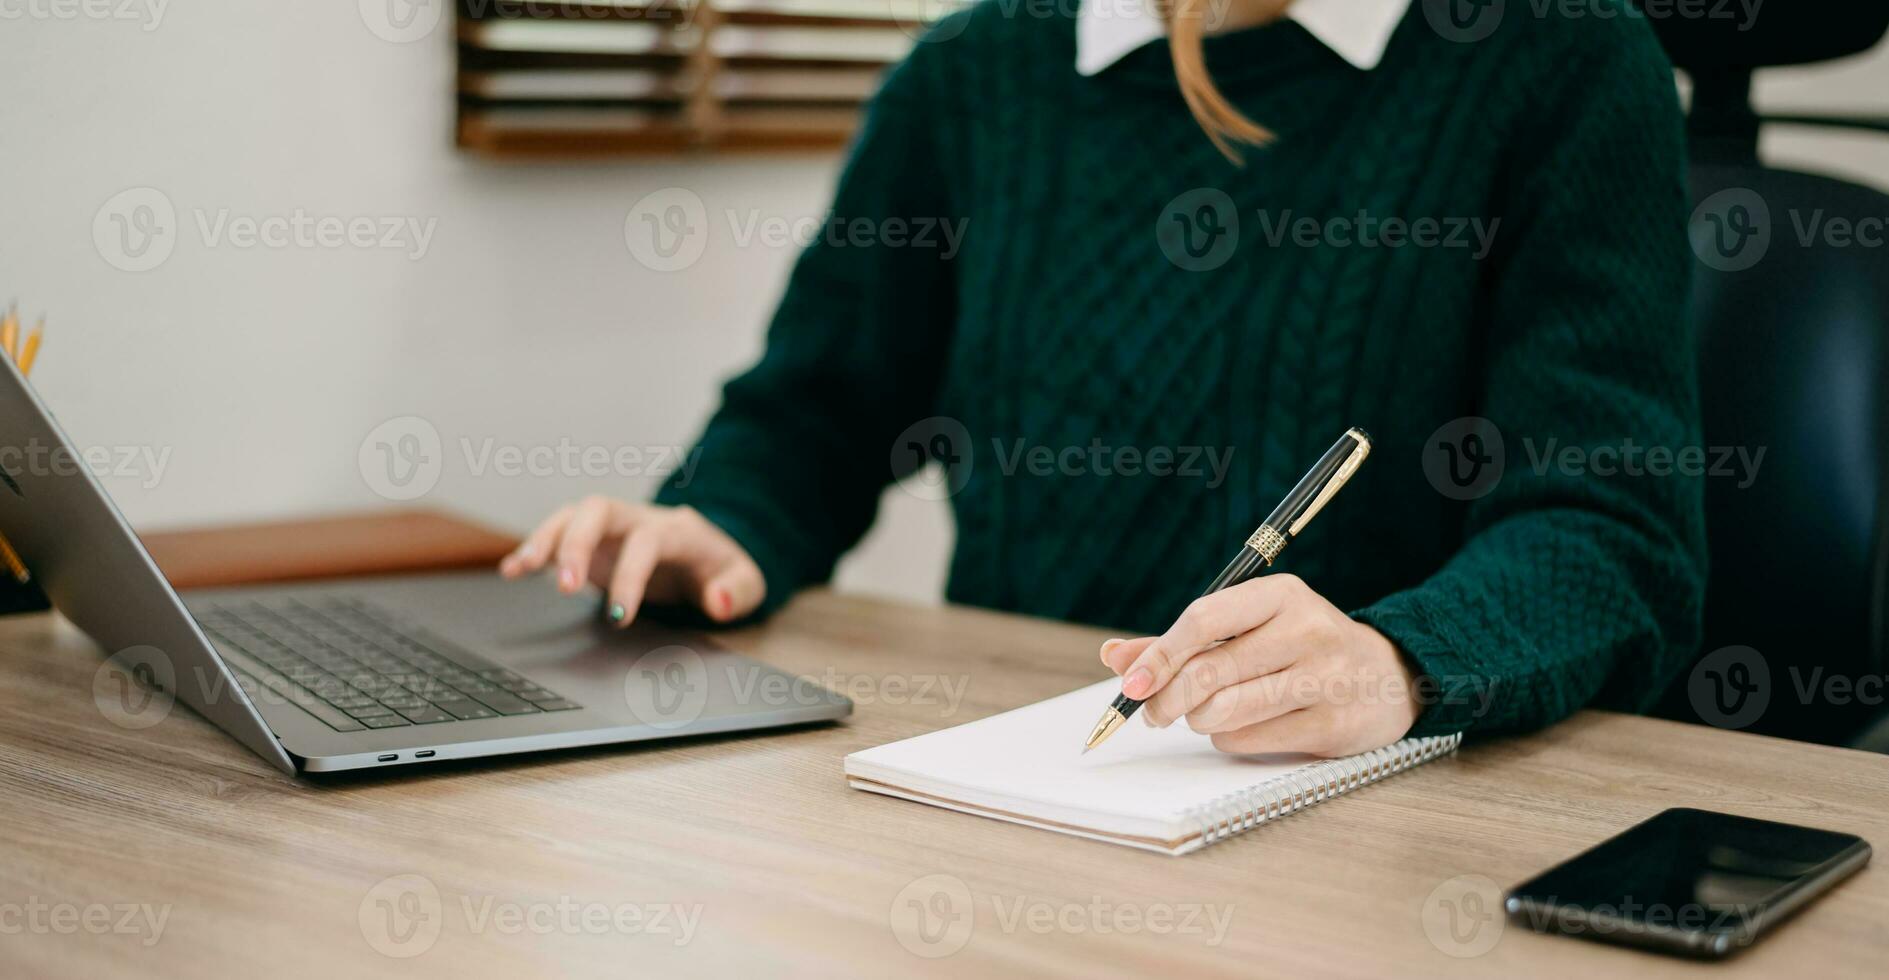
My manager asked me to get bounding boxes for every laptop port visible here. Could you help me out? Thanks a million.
[377,754,398,762]
[415,750,436,759]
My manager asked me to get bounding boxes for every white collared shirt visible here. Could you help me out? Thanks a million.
[1076,0,1415,75]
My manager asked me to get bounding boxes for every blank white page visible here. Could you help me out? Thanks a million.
[845,680,1328,852]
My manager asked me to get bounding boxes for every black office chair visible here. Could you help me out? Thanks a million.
[1648,7,1889,749]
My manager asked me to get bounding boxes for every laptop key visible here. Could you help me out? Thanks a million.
[199,598,577,729]
[406,680,459,700]
[215,656,364,733]
[438,700,498,721]
[470,691,540,715]
[298,699,368,732]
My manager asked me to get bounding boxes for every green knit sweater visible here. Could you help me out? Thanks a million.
[658,1,1707,738]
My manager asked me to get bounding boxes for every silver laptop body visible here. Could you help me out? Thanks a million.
[0,357,850,774]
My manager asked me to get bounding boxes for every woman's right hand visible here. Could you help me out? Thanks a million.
[498,498,765,628]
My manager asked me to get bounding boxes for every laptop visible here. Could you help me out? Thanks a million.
[0,357,850,774]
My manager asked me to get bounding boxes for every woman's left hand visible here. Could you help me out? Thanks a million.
[1100,575,1423,757]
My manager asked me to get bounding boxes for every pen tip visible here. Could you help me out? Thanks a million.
[1084,705,1127,754]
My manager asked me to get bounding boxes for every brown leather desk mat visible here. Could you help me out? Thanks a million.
[140,509,520,590]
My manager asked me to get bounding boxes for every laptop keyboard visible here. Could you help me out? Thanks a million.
[192,597,580,733]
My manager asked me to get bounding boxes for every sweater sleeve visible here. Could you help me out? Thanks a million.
[1351,30,1708,737]
[654,35,961,616]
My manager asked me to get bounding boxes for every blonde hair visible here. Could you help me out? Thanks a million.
[1164,0,1282,164]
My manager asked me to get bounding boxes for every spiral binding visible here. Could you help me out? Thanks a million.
[1184,734,1463,848]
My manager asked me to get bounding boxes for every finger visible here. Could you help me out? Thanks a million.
[1185,668,1315,734]
[500,507,573,578]
[1121,576,1299,701]
[700,558,765,623]
[1142,633,1301,727]
[1100,636,1155,675]
[1209,708,1340,757]
[554,497,626,594]
[645,508,763,619]
[604,528,663,628]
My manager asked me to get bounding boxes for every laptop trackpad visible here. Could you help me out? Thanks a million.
[340,570,844,726]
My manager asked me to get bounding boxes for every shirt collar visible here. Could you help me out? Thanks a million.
[1076,0,1413,76]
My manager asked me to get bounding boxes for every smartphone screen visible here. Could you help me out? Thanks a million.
[1505,808,1871,957]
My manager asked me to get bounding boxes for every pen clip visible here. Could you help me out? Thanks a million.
[1286,428,1371,537]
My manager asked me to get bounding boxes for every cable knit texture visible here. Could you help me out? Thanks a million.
[658,1,1707,738]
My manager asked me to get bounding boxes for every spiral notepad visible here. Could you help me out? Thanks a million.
[845,680,1460,855]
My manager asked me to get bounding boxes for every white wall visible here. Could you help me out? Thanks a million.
[0,4,1884,608]
[0,1,954,602]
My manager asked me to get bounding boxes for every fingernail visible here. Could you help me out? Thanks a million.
[607,602,627,625]
[558,567,579,592]
[1100,638,1124,655]
[1123,667,1153,699]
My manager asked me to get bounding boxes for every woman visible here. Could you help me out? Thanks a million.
[500,0,1707,757]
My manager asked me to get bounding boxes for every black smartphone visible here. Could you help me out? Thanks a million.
[1505,808,1871,958]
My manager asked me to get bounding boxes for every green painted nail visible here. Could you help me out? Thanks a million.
[607,602,627,624]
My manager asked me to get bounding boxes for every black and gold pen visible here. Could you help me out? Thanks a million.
[1082,427,1373,753]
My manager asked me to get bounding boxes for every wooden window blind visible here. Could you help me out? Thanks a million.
[455,0,965,157]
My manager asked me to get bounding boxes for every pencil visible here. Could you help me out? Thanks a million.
[18,319,42,376]
[0,308,38,583]
[0,536,26,585]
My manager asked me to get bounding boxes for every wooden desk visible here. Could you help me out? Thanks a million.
[1,589,1884,978]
